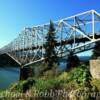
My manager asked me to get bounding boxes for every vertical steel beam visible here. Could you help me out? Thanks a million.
[92,10,95,40]
[74,17,76,48]
[42,27,44,58]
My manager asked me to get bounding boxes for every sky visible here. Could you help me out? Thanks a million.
[0,0,100,50]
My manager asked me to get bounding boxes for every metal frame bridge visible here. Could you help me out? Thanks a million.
[0,10,100,67]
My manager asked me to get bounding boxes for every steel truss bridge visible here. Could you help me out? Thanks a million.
[0,10,100,67]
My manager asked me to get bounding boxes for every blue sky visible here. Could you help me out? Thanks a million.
[0,0,100,48]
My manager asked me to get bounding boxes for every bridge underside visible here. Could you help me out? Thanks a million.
[0,53,21,67]
[0,10,100,67]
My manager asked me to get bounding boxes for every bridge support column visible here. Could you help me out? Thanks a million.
[90,58,100,79]
[20,66,33,80]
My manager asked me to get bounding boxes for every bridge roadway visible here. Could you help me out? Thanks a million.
[12,34,100,52]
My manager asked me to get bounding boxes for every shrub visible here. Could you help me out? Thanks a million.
[91,79,100,91]
[57,72,68,83]
[10,77,35,93]
[43,63,60,78]
[65,64,91,87]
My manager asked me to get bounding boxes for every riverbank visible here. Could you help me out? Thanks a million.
[1,61,100,100]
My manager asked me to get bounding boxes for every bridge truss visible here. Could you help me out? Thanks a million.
[0,10,100,66]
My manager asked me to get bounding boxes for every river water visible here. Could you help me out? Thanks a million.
[0,67,20,89]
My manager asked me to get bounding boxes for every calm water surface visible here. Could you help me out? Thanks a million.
[0,67,20,89]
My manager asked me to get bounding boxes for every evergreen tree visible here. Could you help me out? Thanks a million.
[66,51,80,70]
[45,20,58,67]
[92,41,100,59]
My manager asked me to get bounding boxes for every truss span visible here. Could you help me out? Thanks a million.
[0,10,100,67]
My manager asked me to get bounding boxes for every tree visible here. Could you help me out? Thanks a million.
[44,20,58,68]
[66,51,80,70]
[92,41,100,59]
